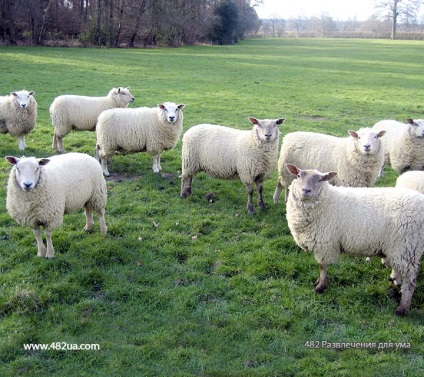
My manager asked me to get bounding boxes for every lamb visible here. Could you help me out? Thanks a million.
[285,164,424,316]
[372,119,424,176]
[95,102,185,175]
[50,87,135,153]
[395,170,424,194]
[273,128,386,203]
[0,90,37,150]
[5,153,107,258]
[180,117,285,214]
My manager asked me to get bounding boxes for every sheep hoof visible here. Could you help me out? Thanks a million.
[395,307,407,316]
[180,188,192,198]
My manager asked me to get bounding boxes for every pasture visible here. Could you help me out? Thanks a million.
[0,38,423,376]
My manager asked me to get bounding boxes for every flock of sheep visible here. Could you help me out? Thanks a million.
[1,87,424,316]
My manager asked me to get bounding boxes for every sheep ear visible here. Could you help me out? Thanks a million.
[321,172,337,182]
[117,88,121,93]
[348,130,358,138]
[377,130,386,137]
[286,164,300,176]
[5,156,19,165]
[38,158,50,166]
[178,104,186,110]
[29,91,35,96]
[248,117,259,125]
[406,118,414,125]
[158,104,165,109]
[11,92,18,97]
[276,118,286,125]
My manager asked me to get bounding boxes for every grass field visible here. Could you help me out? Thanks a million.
[0,38,423,376]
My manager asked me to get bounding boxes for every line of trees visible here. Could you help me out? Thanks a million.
[260,0,424,40]
[0,0,261,46]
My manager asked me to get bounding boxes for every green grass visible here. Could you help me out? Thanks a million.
[0,38,423,376]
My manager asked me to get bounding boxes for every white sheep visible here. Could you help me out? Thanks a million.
[95,102,185,176]
[5,153,107,258]
[0,90,37,150]
[372,118,424,176]
[273,128,386,203]
[285,164,424,316]
[50,87,135,153]
[180,117,285,214]
[395,170,424,194]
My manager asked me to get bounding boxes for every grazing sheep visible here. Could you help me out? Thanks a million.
[285,164,424,316]
[50,87,135,153]
[180,117,285,214]
[5,153,107,258]
[273,128,386,203]
[395,170,424,194]
[95,102,185,175]
[372,119,424,176]
[0,90,37,150]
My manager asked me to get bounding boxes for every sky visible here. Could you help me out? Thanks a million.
[254,0,378,21]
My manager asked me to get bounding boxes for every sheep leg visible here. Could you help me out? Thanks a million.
[44,229,55,259]
[98,209,108,235]
[378,162,385,178]
[152,154,162,173]
[396,273,418,316]
[315,264,328,293]
[84,210,94,232]
[53,134,65,153]
[180,177,193,198]
[33,227,46,257]
[255,179,266,210]
[18,136,27,150]
[100,157,110,176]
[273,181,283,204]
[246,184,254,215]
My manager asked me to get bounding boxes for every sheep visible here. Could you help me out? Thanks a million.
[95,102,185,176]
[180,117,285,214]
[395,170,424,194]
[285,164,424,316]
[372,118,424,176]
[5,153,107,258]
[273,128,386,203]
[0,90,37,150]
[50,87,135,153]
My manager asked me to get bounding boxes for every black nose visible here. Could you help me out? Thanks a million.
[23,182,32,190]
[169,116,175,121]
[364,144,370,150]
[302,188,311,194]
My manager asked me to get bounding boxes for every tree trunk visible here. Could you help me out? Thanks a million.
[391,0,398,39]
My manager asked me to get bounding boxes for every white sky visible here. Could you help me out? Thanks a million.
[254,0,378,21]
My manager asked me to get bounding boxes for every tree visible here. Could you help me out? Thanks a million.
[375,0,424,39]
[209,0,239,44]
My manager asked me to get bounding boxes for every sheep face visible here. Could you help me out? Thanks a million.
[115,87,135,105]
[348,128,385,155]
[287,164,337,201]
[158,102,185,124]
[12,90,35,109]
[248,117,285,142]
[5,156,50,192]
[406,119,424,138]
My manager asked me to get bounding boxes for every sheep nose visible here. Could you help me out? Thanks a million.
[169,116,175,122]
[21,104,27,109]
[364,144,371,151]
[301,187,311,195]
[23,182,32,190]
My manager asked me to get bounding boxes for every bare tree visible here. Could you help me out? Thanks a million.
[375,0,423,39]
